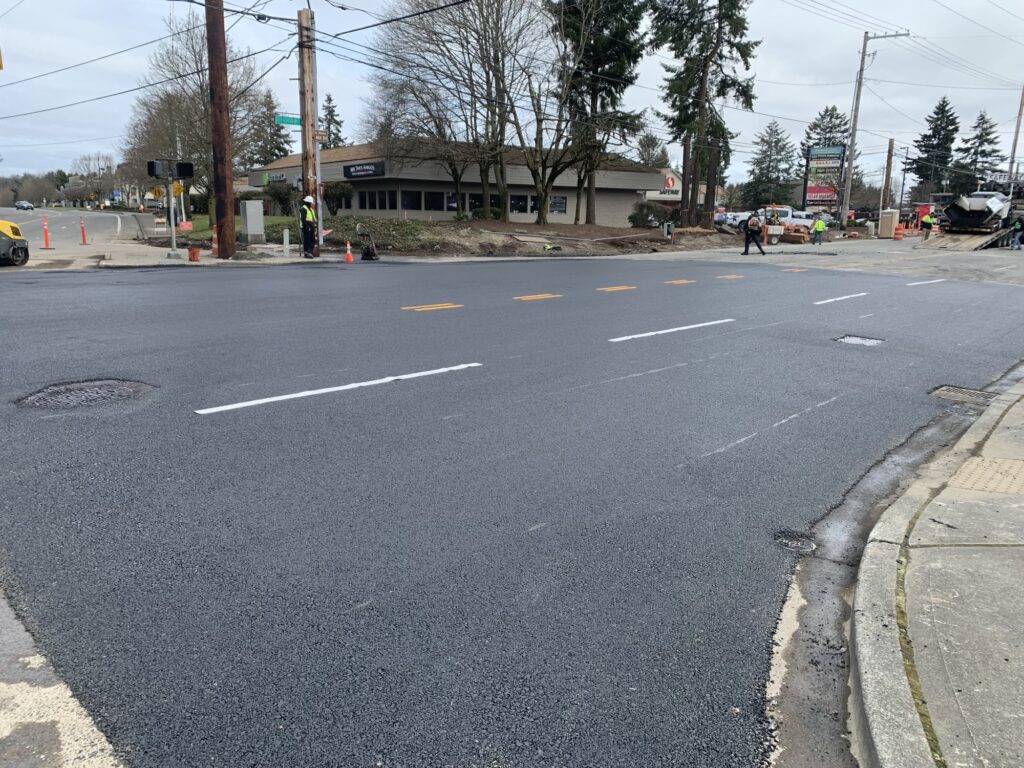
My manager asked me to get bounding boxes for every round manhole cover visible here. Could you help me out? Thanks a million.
[17,379,153,409]
[775,530,817,554]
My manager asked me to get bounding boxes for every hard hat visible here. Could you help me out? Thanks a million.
[303,195,315,204]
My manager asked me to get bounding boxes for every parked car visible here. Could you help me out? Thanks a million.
[14,200,34,211]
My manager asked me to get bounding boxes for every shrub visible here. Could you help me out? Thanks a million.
[628,201,676,228]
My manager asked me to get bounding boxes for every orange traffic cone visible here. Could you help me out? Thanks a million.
[345,240,354,263]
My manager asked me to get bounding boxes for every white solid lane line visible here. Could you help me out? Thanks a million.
[906,278,946,286]
[609,318,735,343]
[813,292,868,305]
[195,363,483,415]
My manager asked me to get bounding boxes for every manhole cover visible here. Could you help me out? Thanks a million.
[775,530,817,554]
[836,334,884,346]
[931,385,997,406]
[17,380,153,409]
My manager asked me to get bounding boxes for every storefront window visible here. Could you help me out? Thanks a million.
[424,191,445,211]
[401,190,422,210]
[378,191,388,210]
[446,193,461,211]
[509,195,528,213]
[388,191,398,210]
[549,196,567,214]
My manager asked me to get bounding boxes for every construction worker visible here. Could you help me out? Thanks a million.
[811,214,827,245]
[1010,216,1024,250]
[301,195,318,258]
[921,210,936,242]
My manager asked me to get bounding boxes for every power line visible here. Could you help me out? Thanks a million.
[0,134,125,149]
[863,84,925,127]
[0,25,205,91]
[0,0,26,19]
[0,37,294,121]
[325,0,472,37]
[929,0,1024,50]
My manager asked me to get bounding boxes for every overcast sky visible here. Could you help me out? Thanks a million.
[1,0,1022,186]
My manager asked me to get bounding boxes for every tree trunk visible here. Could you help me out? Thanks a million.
[585,89,599,225]
[574,170,585,225]
[703,141,719,225]
[681,136,691,225]
[586,171,597,225]
[453,171,465,215]
[479,160,491,220]
[534,177,549,225]
[495,153,509,223]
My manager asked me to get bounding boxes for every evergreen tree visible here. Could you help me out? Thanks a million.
[911,96,960,187]
[956,110,1004,178]
[241,91,291,168]
[650,0,759,226]
[801,105,849,154]
[321,94,348,149]
[742,120,799,208]
[557,0,646,223]
[637,131,671,167]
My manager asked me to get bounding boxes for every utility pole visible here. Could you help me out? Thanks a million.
[1007,84,1024,200]
[839,30,909,229]
[898,147,910,212]
[881,138,895,210]
[801,148,811,210]
[703,139,720,218]
[205,0,234,259]
[298,9,319,213]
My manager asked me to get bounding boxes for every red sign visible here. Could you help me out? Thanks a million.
[664,176,676,189]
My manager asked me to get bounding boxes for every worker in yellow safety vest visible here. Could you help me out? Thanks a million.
[301,195,318,258]
[811,215,827,245]
[920,211,936,241]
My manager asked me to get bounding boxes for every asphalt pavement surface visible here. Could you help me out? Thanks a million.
[0,206,124,249]
[2,258,1024,767]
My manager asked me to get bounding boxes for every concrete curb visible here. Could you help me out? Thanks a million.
[850,382,1024,768]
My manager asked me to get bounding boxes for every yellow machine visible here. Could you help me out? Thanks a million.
[0,220,29,266]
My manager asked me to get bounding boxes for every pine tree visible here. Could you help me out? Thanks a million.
[650,0,759,226]
[801,105,849,154]
[241,91,292,168]
[742,120,799,208]
[911,96,960,187]
[321,94,348,149]
[956,110,1005,178]
[637,131,670,167]
[558,0,646,223]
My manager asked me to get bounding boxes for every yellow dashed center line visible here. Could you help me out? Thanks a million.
[514,293,563,301]
[664,279,696,285]
[401,303,464,311]
[782,268,808,272]
[597,285,637,292]
[716,274,744,280]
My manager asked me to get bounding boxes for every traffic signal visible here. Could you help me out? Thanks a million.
[175,162,194,179]
[147,160,166,179]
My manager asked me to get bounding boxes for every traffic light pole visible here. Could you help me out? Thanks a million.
[167,172,180,259]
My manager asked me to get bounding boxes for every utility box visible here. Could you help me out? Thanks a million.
[879,209,899,239]
[238,200,266,244]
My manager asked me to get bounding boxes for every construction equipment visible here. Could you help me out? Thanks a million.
[943,191,1011,233]
[0,220,29,267]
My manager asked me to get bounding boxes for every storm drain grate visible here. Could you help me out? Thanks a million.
[17,380,153,409]
[931,385,998,406]
[775,530,817,555]
[836,334,884,346]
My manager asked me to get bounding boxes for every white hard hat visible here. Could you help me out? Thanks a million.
[303,195,315,204]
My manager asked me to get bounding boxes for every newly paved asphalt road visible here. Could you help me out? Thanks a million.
[2,258,1024,767]
[0,206,123,249]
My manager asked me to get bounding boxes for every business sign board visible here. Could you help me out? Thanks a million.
[807,145,845,205]
[343,162,385,179]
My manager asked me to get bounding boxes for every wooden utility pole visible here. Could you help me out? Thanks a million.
[205,0,234,259]
[839,30,908,229]
[298,9,318,203]
[881,138,895,210]
[703,139,720,218]
[1007,84,1024,196]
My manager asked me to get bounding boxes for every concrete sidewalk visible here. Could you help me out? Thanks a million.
[853,381,1024,768]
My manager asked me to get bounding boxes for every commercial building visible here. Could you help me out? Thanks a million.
[249,142,663,228]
